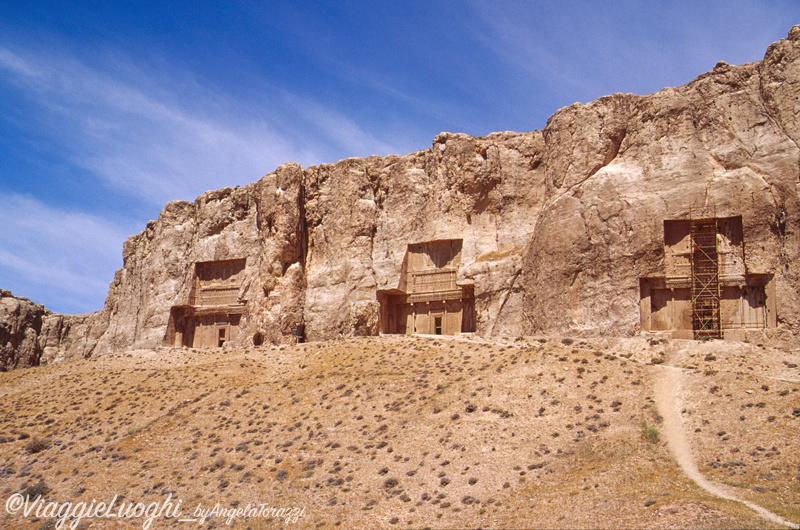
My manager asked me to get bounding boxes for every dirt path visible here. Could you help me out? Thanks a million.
[653,352,796,528]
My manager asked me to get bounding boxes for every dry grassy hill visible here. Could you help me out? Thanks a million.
[0,335,797,529]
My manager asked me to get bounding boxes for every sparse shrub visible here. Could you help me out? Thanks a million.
[561,338,574,346]
[642,423,660,444]
[25,437,50,454]
[22,480,50,499]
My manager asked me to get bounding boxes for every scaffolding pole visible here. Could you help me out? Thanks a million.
[690,219,721,339]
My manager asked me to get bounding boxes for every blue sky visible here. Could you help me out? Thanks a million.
[1,1,798,314]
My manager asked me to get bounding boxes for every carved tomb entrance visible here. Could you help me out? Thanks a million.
[379,239,476,335]
[639,216,775,339]
[166,258,246,348]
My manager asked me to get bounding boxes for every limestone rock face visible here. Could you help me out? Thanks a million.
[522,27,800,337]
[73,129,543,353]
[89,162,306,354]
[40,311,107,364]
[0,291,110,370]
[4,27,800,364]
[0,291,47,370]
[302,132,545,341]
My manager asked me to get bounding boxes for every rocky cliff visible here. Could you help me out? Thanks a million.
[0,291,100,369]
[3,27,800,367]
[523,27,800,337]
[90,129,545,353]
[0,291,46,370]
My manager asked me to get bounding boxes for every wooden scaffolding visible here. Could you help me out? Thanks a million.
[690,219,721,339]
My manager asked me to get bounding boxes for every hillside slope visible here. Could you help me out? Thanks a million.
[0,336,797,529]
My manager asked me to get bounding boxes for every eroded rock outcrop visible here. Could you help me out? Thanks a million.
[522,29,800,337]
[0,291,46,370]
[5,27,800,365]
[0,291,100,370]
[92,130,545,352]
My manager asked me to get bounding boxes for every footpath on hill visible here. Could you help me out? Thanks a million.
[653,344,797,529]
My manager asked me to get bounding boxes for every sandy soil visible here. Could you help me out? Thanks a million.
[0,334,797,529]
[653,357,795,528]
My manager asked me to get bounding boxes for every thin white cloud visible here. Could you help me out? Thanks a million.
[270,32,485,138]
[466,2,670,102]
[0,39,414,312]
[0,193,134,314]
[0,43,406,206]
[0,46,295,204]
[281,92,401,158]
[467,0,800,105]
